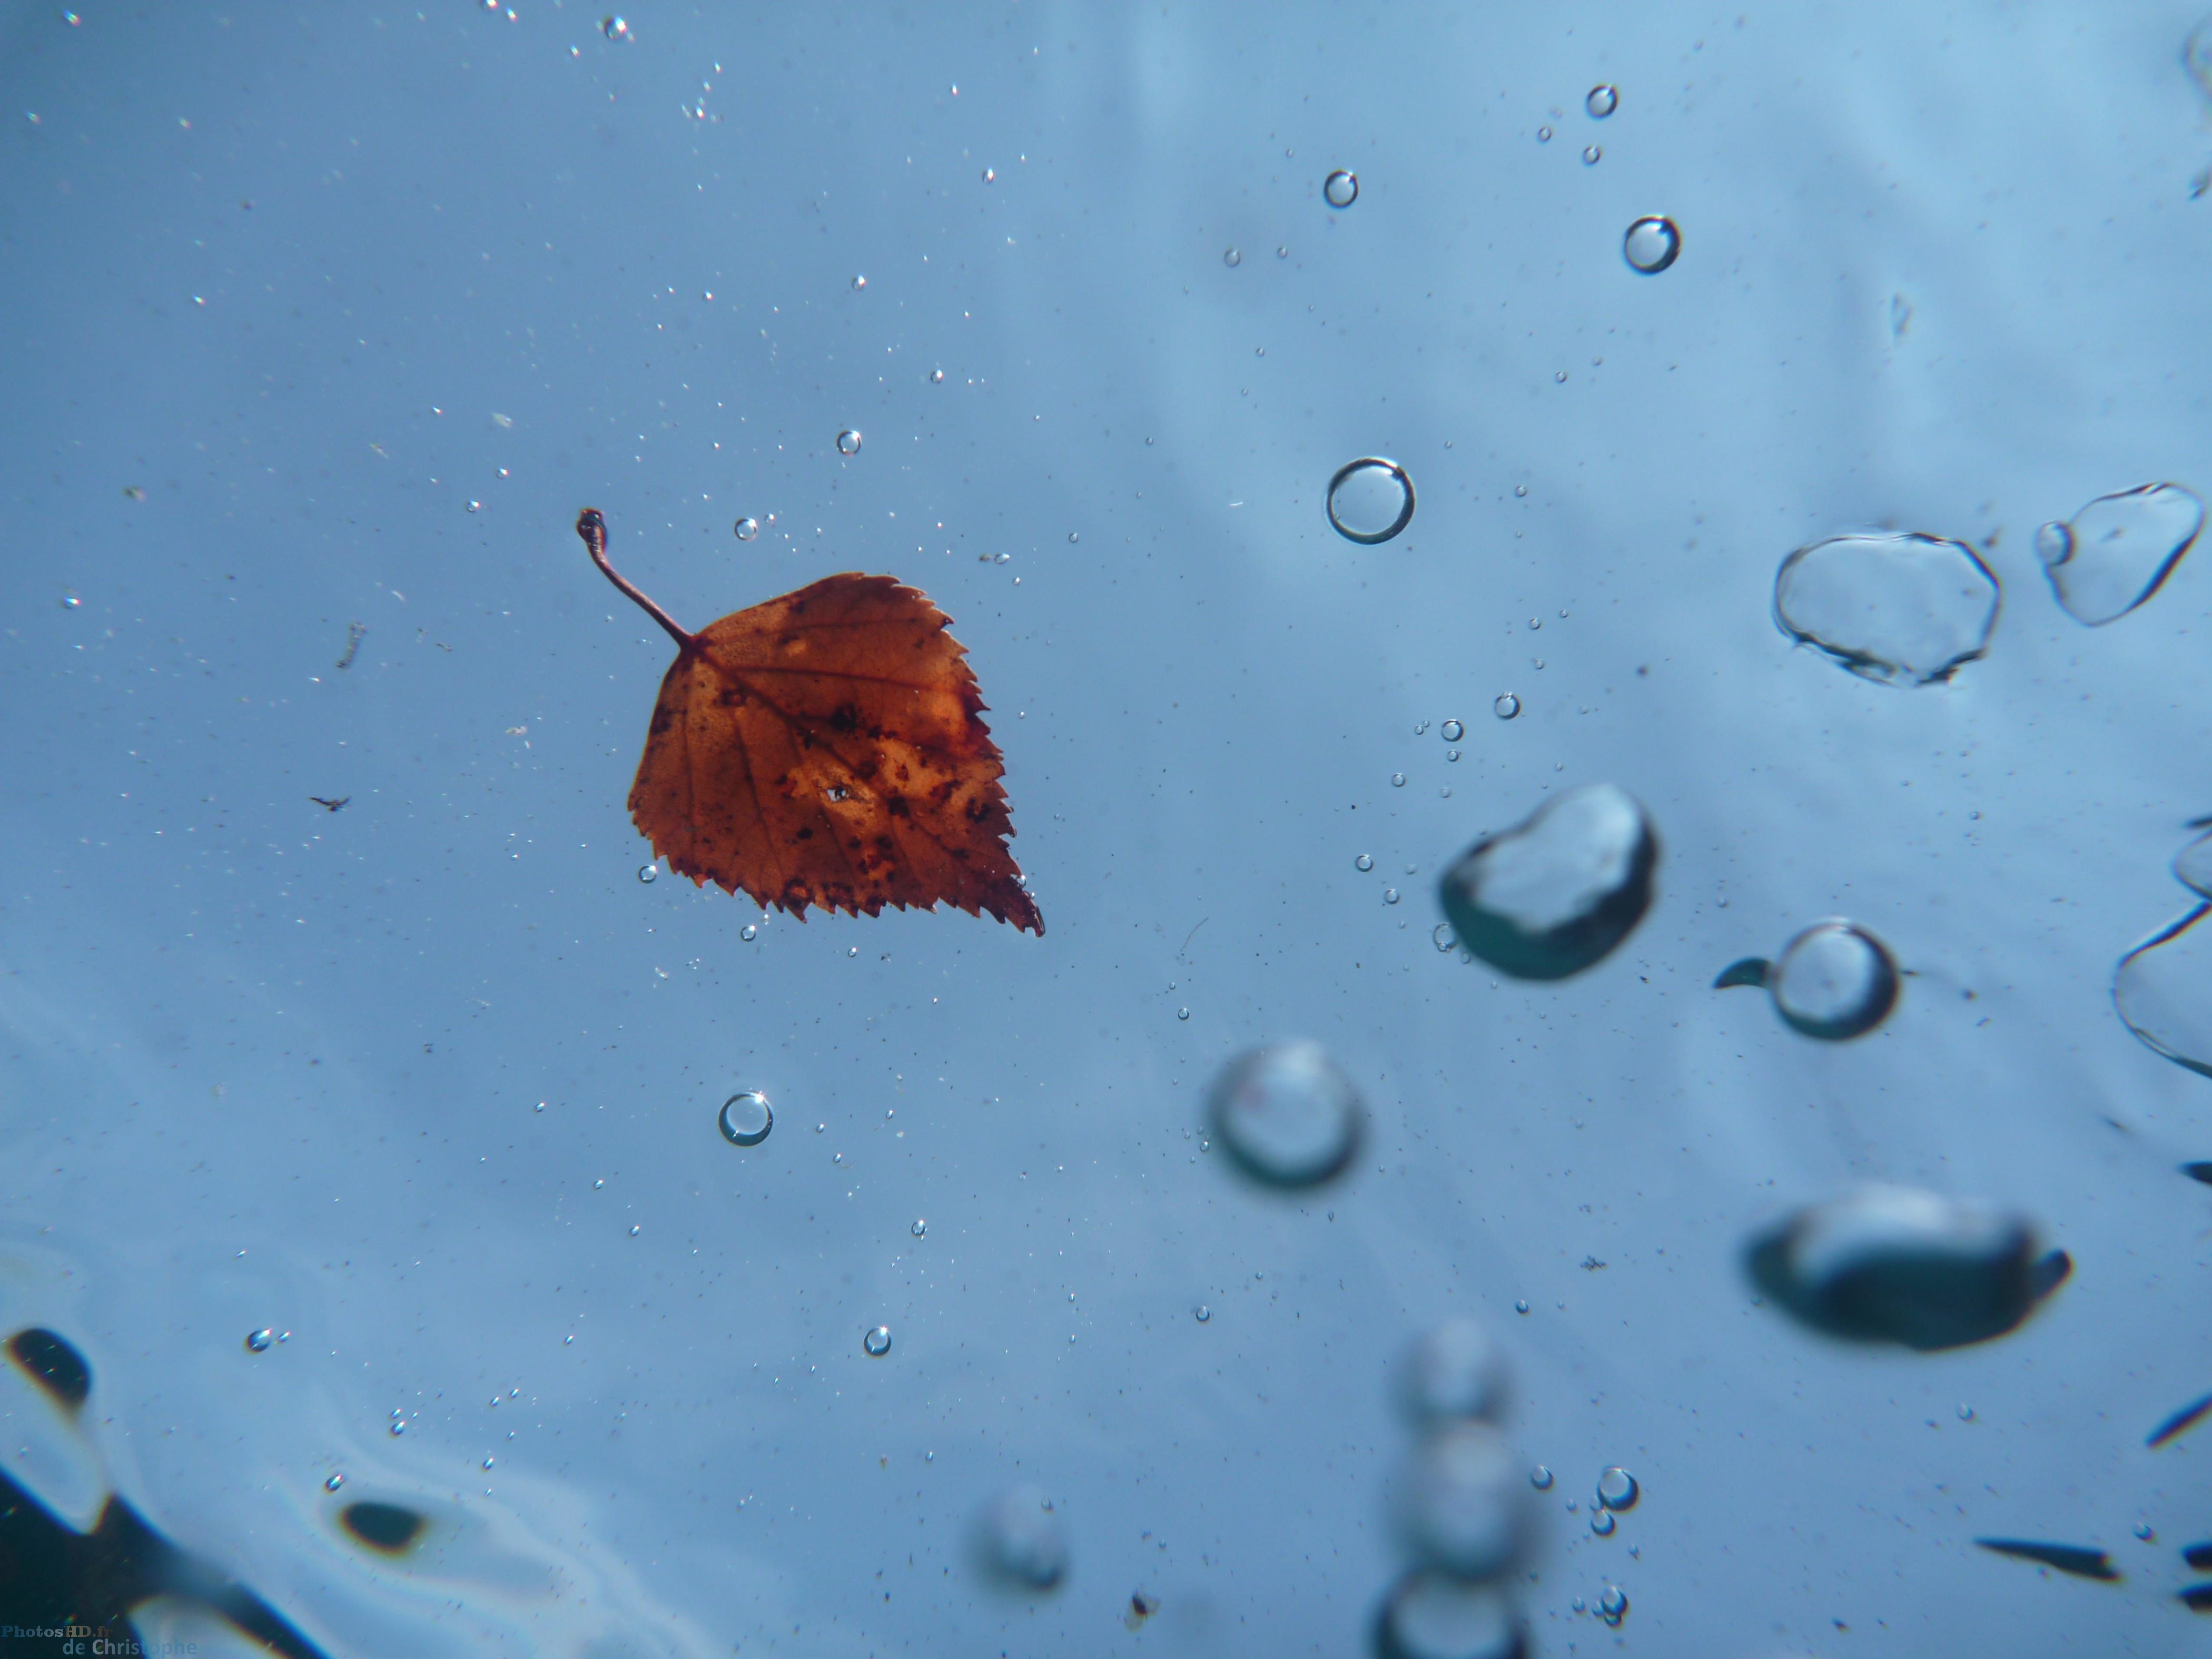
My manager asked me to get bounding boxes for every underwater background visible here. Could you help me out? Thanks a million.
[6,2,2212,1653]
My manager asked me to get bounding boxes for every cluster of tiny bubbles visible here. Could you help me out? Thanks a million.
[911,1218,927,1238]
[1597,1584,1628,1627]
[1581,145,1602,165]
[244,1329,274,1354]
[601,15,630,41]
[1623,214,1682,274]
[1416,720,1430,734]
[734,516,758,540]
[1327,456,1417,543]
[1440,719,1465,742]
[835,429,862,456]
[977,1485,1069,1592]
[1586,83,1618,117]
[1529,1466,1552,1490]
[929,368,945,383]
[1223,246,1241,267]
[637,863,658,884]
[850,274,867,291]
[719,1090,773,1147]
[324,1473,345,1493]
[1357,854,1375,871]
[740,924,757,942]
[863,1325,893,1357]
[1393,773,1407,787]
[1433,923,1457,952]
[1324,168,1359,208]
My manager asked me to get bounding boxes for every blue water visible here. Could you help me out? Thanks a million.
[6,4,2212,1653]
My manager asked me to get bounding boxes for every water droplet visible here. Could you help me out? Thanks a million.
[1773,531,2000,686]
[1177,1006,1190,1021]
[1586,83,1618,117]
[719,1090,773,1146]
[2035,482,2204,626]
[1492,694,1520,721]
[1735,920,1901,1040]
[734,516,758,540]
[977,1484,1069,1591]
[1745,1186,2062,1350]
[601,15,630,41]
[1581,144,1601,165]
[1622,214,1682,274]
[1529,1464,1551,1488]
[1596,1466,1640,1510]
[1394,1421,1536,1579]
[740,924,757,942]
[1397,1317,1510,1425]
[1223,246,1241,267]
[1439,783,1658,980]
[1391,773,1407,788]
[324,1472,345,1492]
[1536,125,1553,142]
[1194,1305,1210,1322]
[1326,456,1416,544]
[245,1329,273,1353]
[835,429,862,456]
[637,863,658,884]
[863,1325,892,1357]
[850,274,866,291]
[1433,923,1457,952]
[1589,1508,1616,1536]
[1440,719,1465,742]
[1207,1039,1364,1189]
[1597,1584,1628,1627]
[1385,887,1401,905]
[1357,853,1375,872]
[1374,1571,1525,1659]
[1323,169,1359,208]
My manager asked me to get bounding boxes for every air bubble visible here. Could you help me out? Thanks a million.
[1207,1039,1364,1188]
[1397,1317,1510,1424]
[1373,1572,1524,1659]
[2115,904,2212,1075]
[912,1218,927,1238]
[1589,1509,1615,1536]
[850,274,867,291]
[1622,214,1681,274]
[1438,783,1657,980]
[59,591,80,608]
[835,429,862,456]
[718,1090,773,1147]
[740,924,757,942]
[2035,483,2203,626]
[1327,457,1416,544]
[1395,1421,1536,1579]
[1716,920,1900,1040]
[601,15,631,41]
[1596,1466,1638,1510]
[1393,773,1407,787]
[1385,887,1401,905]
[1196,1305,1210,1322]
[637,863,658,884]
[1493,694,1519,720]
[1529,1465,1552,1489]
[1536,125,1552,142]
[245,1329,273,1354]
[1586,84,1618,117]
[1433,923,1457,952]
[1581,145,1601,165]
[1597,1584,1627,1627]
[1323,169,1359,208]
[1177,1006,1189,1021]
[863,1325,892,1357]
[1773,531,1999,686]
[1357,854,1375,872]
[324,1473,345,1492]
[1440,719,1464,742]
[929,368,945,383]
[977,1485,1068,1591]
[1223,246,1241,267]
[734,516,758,540]
[981,167,995,184]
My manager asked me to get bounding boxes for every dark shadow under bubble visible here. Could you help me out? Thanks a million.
[2182,1161,2212,1186]
[1973,1538,2120,1581]
[2181,1584,2212,1613]
[2184,1542,2212,1571]
[1713,957,1770,991]
[2147,1391,2212,1448]
[0,1463,327,1657]
[341,1499,429,1555]
[8,1326,92,1409]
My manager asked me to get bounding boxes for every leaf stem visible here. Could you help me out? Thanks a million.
[575,508,696,650]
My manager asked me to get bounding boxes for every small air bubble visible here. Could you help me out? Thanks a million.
[912,1218,927,1238]
[863,1325,892,1357]
[1433,923,1457,952]
[1494,694,1520,720]
[1623,215,1682,274]
[1513,483,1528,498]
[601,15,631,41]
[1392,773,1407,788]
[1514,1299,1529,1314]
[1385,887,1401,905]
[1276,245,1289,258]
[929,368,945,383]
[467,499,481,513]
[719,1090,772,1147]
[1357,854,1375,871]
[1446,749,1460,762]
[1582,145,1602,165]
[1223,246,1241,267]
[245,1329,273,1354]
[325,1473,345,1492]
[1530,1465,1552,1489]
[1536,125,1553,142]
[1586,84,1618,117]
[1596,1467,1639,1510]
[1177,1006,1190,1021]
[60,590,80,608]
[637,863,658,884]
[734,516,758,540]
[835,429,862,456]
[850,274,867,291]
[740,924,757,942]
[1195,1305,1210,1322]
[1441,720,1464,742]
[1323,169,1359,208]
[1591,1509,1615,1536]
[982,167,995,183]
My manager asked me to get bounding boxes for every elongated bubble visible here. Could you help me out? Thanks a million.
[2036,483,2203,626]
[1437,784,1656,980]
[1773,532,1999,686]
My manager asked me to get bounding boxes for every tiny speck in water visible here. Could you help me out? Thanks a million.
[864,1325,892,1357]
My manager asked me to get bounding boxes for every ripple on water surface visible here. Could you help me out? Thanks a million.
[1437,784,1656,980]
[1773,531,1999,686]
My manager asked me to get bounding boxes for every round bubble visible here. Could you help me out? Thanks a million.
[718,1090,773,1147]
[734,516,759,541]
[1773,531,1999,687]
[977,1484,1068,1591]
[1396,1317,1511,1424]
[835,429,862,456]
[1206,1040,1363,1188]
[1440,719,1465,742]
[244,1329,273,1354]
[1324,169,1359,208]
[1623,215,1681,274]
[863,1325,892,1357]
[1586,84,1618,117]
[1763,920,1899,1039]
[1437,783,1657,981]
[1373,1571,1525,1659]
[1327,457,1416,544]
[1595,1466,1638,1510]
[1493,694,1519,720]
[1394,1421,1536,1580]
